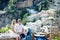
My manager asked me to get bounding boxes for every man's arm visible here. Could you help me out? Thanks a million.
[22,28,24,33]
[22,24,24,33]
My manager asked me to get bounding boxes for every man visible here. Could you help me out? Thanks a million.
[14,19,25,39]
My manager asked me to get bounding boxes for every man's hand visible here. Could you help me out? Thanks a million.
[16,32,22,34]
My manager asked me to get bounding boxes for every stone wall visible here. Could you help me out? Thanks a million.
[0,38,15,40]
[0,13,12,27]
[17,0,33,8]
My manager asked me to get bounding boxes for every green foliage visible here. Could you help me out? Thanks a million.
[38,0,51,11]
[8,0,17,6]
[22,13,28,25]
[0,26,10,33]
[41,0,49,10]
[3,0,17,12]
[55,10,60,18]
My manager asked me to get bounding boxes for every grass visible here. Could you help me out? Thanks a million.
[51,32,60,40]
[52,37,60,40]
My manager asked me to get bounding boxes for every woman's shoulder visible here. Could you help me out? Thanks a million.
[14,23,18,27]
[15,23,18,25]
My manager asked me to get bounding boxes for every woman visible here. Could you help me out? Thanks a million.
[11,20,19,40]
[11,20,16,32]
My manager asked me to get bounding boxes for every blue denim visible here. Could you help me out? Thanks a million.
[36,36,46,40]
[21,28,33,40]
[25,28,33,40]
[25,34,32,40]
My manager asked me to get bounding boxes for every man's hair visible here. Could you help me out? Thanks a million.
[18,19,22,22]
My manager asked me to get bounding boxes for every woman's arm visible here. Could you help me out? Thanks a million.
[13,25,18,33]
[12,26,15,32]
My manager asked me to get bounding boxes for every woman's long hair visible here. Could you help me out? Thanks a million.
[11,19,16,26]
[11,19,16,32]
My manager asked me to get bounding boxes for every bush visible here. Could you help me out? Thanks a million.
[0,26,10,33]
[22,13,29,25]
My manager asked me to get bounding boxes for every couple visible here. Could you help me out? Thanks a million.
[11,19,25,40]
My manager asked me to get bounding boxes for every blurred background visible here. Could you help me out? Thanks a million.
[0,0,60,40]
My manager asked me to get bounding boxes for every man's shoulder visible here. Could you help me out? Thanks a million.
[21,24,24,26]
[21,24,23,25]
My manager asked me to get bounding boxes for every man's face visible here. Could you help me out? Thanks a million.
[18,20,21,25]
